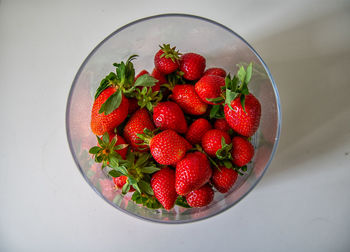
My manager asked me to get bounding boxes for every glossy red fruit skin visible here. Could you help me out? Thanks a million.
[185,118,212,145]
[214,118,231,132]
[151,68,167,91]
[151,167,177,210]
[153,101,188,134]
[113,176,135,192]
[171,84,208,115]
[123,109,155,152]
[175,152,212,196]
[201,129,231,157]
[203,67,226,77]
[91,87,129,136]
[195,75,225,105]
[154,49,179,74]
[211,166,238,193]
[224,93,261,137]
[186,184,214,207]
[179,53,206,81]
[150,130,188,165]
[127,98,140,115]
[231,136,254,167]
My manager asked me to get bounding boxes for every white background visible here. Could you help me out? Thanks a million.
[1,0,350,251]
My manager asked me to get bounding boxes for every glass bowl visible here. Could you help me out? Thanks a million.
[66,14,281,223]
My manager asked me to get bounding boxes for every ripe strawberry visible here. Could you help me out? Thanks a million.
[123,108,155,151]
[214,118,231,132]
[146,68,167,92]
[211,166,238,193]
[127,98,140,115]
[185,118,212,145]
[153,101,188,134]
[195,75,225,105]
[139,129,188,165]
[113,176,135,192]
[91,87,129,135]
[151,167,177,210]
[180,53,206,80]
[175,152,212,196]
[183,138,193,152]
[154,44,181,74]
[186,184,214,207]
[224,93,261,137]
[201,129,231,157]
[203,67,226,77]
[231,136,254,167]
[171,84,208,115]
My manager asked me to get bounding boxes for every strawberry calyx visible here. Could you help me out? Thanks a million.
[162,70,185,90]
[134,86,163,111]
[95,55,158,115]
[215,137,233,160]
[108,151,160,196]
[159,44,182,63]
[175,196,191,208]
[89,132,128,169]
[136,128,159,147]
[131,191,162,209]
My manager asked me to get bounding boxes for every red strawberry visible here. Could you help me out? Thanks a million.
[123,108,155,151]
[113,176,135,192]
[224,93,261,137]
[185,118,212,145]
[203,67,226,77]
[183,138,193,151]
[186,184,214,207]
[214,118,231,132]
[135,69,149,81]
[231,136,254,167]
[179,53,206,80]
[201,129,231,157]
[91,87,129,136]
[195,75,225,105]
[140,129,188,165]
[153,101,188,134]
[175,152,212,196]
[127,98,140,115]
[154,44,181,74]
[151,68,167,86]
[211,166,238,193]
[171,84,208,115]
[151,167,177,210]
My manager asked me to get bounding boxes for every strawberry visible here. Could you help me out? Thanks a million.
[211,166,238,193]
[195,75,225,105]
[183,138,193,152]
[91,55,158,135]
[201,129,231,157]
[138,129,188,165]
[179,53,206,80]
[203,67,226,77]
[91,87,129,135]
[214,118,231,132]
[223,63,261,137]
[186,184,214,207]
[89,132,129,168]
[135,69,149,81]
[231,136,254,167]
[151,167,177,210]
[113,176,135,192]
[127,98,140,115]
[154,44,181,74]
[153,101,188,134]
[175,152,212,196]
[171,84,208,115]
[151,68,167,91]
[123,108,155,152]
[185,118,212,145]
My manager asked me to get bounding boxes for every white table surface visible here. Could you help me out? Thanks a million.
[1,1,350,251]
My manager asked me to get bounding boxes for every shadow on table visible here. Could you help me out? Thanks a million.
[252,5,350,183]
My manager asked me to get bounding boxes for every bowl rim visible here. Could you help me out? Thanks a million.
[65,13,282,224]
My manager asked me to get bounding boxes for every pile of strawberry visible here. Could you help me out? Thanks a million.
[89,44,261,210]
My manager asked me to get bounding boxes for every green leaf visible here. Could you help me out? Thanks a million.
[109,155,120,168]
[110,136,117,147]
[240,94,246,113]
[245,62,253,83]
[94,72,117,99]
[109,169,122,177]
[135,153,150,167]
[225,90,239,110]
[223,160,233,168]
[102,132,109,144]
[99,89,122,115]
[237,65,246,83]
[206,96,224,104]
[96,135,104,146]
[140,166,160,174]
[89,146,101,154]
[210,104,225,119]
[128,177,141,193]
[122,182,131,194]
[138,180,154,195]
[113,166,128,176]
[134,74,157,87]
[175,196,191,208]
[114,144,128,151]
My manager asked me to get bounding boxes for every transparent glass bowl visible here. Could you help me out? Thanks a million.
[66,14,281,223]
